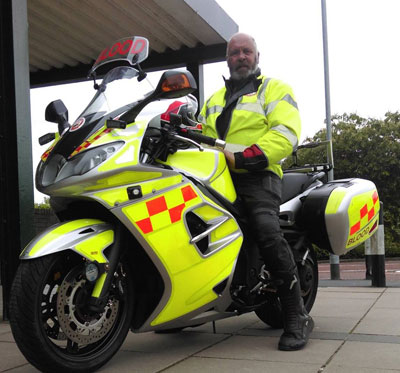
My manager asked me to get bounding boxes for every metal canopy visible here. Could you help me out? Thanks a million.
[29,0,238,87]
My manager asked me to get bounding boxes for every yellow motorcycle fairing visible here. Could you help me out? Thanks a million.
[20,219,113,264]
[119,179,243,326]
[37,116,243,327]
[161,148,237,203]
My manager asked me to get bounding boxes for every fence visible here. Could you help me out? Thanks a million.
[33,208,59,234]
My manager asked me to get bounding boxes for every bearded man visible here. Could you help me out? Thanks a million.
[199,33,314,351]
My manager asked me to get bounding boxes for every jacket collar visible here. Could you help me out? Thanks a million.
[224,68,262,95]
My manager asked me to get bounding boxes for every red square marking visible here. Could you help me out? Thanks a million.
[360,204,368,219]
[350,221,360,235]
[181,185,197,202]
[368,207,375,221]
[136,218,153,234]
[372,191,379,205]
[147,196,167,216]
[169,204,185,223]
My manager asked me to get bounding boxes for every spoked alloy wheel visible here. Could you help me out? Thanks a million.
[10,252,134,373]
[56,265,120,346]
[255,245,318,328]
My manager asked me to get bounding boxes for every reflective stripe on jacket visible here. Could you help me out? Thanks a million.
[199,75,301,178]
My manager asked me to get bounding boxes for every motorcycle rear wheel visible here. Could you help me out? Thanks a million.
[9,252,134,373]
[255,245,318,328]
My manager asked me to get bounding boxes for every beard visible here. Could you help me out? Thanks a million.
[230,62,259,81]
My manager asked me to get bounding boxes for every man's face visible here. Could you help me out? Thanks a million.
[227,35,259,80]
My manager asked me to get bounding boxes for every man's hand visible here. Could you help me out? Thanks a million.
[223,149,235,169]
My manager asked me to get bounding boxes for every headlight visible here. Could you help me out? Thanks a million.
[55,142,124,182]
[35,141,125,189]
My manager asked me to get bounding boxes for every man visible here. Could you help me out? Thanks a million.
[198,33,314,351]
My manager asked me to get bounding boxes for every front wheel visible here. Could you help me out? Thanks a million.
[9,252,134,373]
[255,245,318,328]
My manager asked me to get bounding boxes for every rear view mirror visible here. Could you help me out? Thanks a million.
[45,100,68,123]
[45,100,70,135]
[119,70,198,124]
[155,70,197,99]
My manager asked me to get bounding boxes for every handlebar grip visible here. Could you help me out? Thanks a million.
[179,129,225,149]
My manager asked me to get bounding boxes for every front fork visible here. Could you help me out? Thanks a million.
[88,225,123,312]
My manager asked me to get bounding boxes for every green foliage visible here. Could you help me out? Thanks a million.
[34,197,51,209]
[287,112,400,254]
[314,244,366,261]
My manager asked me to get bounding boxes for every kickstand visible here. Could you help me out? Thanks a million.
[212,321,216,334]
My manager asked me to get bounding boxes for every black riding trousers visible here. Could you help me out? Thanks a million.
[231,171,297,283]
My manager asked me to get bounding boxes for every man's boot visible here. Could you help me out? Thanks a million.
[278,274,314,351]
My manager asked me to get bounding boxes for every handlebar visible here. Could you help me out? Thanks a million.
[296,140,331,150]
[178,128,226,149]
[167,112,226,150]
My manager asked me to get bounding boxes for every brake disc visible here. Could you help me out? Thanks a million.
[57,274,119,345]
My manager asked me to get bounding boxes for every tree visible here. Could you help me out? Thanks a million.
[287,112,400,253]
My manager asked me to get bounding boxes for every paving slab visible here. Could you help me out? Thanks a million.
[0,328,17,343]
[311,315,359,333]
[195,335,342,365]
[374,291,400,308]
[385,288,400,293]
[324,366,400,373]
[100,331,228,372]
[0,321,11,335]
[354,307,400,336]
[1,364,40,373]
[326,340,400,371]
[311,296,376,318]
[318,286,384,293]
[163,356,321,373]
[316,290,381,300]
[347,333,400,344]
[1,284,400,372]
[239,316,356,338]
[0,341,31,372]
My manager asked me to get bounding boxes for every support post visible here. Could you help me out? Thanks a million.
[364,248,372,280]
[369,202,386,287]
[186,61,204,112]
[321,0,340,280]
[0,0,35,320]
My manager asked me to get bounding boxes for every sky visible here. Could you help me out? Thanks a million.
[211,0,400,138]
[30,0,400,202]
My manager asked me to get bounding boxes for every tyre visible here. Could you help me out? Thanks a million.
[298,245,319,312]
[9,252,134,373]
[255,245,318,328]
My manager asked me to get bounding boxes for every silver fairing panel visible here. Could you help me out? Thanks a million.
[279,181,323,226]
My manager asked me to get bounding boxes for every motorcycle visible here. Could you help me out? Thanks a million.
[9,36,380,372]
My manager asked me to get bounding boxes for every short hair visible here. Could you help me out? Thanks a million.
[226,33,258,57]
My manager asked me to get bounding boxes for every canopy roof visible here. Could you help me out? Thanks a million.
[28,0,238,87]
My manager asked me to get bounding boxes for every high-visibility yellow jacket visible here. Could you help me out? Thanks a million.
[199,74,301,178]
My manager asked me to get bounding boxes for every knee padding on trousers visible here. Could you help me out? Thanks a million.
[257,233,297,281]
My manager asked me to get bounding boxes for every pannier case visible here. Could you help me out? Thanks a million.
[301,178,379,255]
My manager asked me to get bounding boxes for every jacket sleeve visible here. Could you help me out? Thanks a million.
[198,102,209,135]
[235,79,301,171]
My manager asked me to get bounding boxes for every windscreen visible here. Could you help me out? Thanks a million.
[89,36,149,76]
[51,66,154,159]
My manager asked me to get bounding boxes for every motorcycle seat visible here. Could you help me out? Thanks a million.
[281,173,318,203]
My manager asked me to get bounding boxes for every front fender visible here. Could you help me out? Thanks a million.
[21,219,114,264]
